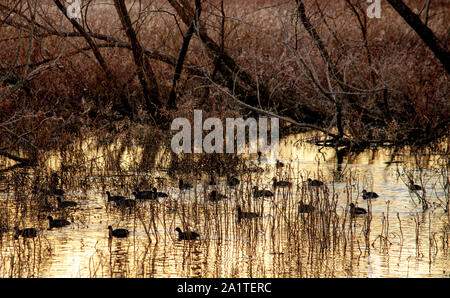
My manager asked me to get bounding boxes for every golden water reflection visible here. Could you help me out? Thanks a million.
[0,133,448,278]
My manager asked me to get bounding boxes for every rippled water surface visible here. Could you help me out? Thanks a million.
[0,133,448,278]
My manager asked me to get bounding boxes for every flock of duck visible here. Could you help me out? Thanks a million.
[12,163,424,242]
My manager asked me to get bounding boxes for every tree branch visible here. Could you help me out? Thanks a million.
[168,0,202,109]
[53,0,114,79]
[387,0,449,74]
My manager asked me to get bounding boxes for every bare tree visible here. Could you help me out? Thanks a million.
[168,0,202,109]
[0,0,447,153]
[113,0,162,119]
[387,0,449,74]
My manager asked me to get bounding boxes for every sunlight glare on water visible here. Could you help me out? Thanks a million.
[0,133,448,278]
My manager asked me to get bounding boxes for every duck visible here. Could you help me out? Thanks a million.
[152,187,168,198]
[175,227,200,240]
[106,191,126,203]
[272,177,292,188]
[108,226,129,238]
[409,180,422,191]
[237,205,260,221]
[132,189,155,200]
[253,186,274,198]
[14,227,37,239]
[208,190,227,201]
[298,201,314,213]
[362,190,379,200]
[179,179,192,190]
[47,216,71,229]
[56,197,78,208]
[349,203,367,216]
[307,178,324,187]
[227,175,240,187]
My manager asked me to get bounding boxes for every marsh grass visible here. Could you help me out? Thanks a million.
[0,132,449,277]
[396,145,450,212]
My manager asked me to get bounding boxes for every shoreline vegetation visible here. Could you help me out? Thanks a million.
[0,0,449,168]
[0,1,449,279]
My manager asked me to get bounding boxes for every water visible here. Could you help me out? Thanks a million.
[0,133,448,278]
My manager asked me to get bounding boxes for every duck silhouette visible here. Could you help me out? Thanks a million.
[14,227,37,239]
[409,180,422,191]
[307,178,324,187]
[153,187,168,198]
[209,190,227,201]
[108,226,129,238]
[106,191,126,202]
[237,205,261,221]
[362,190,379,200]
[47,216,70,229]
[349,203,367,217]
[272,177,292,188]
[57,197,78,208]
[175,227,200,240]
[253,186,274,198]
[133,189,155,200]
[179,179,192,190]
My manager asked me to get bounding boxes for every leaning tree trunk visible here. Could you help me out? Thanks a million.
[387,0,449,74]
[113,0,163,120]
